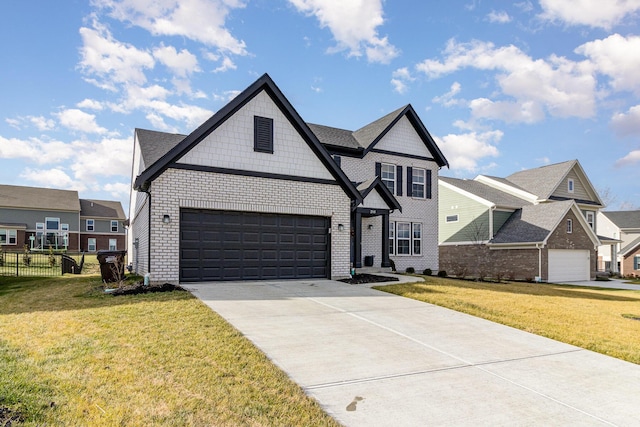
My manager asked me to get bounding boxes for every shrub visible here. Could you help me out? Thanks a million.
[389,259,396,272]
[48,248,57,267]
[423,268,432,276]
[406,267,415,274]
[437,270,447,278]
[22,245,31,267]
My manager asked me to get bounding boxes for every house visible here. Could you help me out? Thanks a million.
[597,210,640,276]
[0,184,126,252]
[128,73,448,283]
[439,160,605,282]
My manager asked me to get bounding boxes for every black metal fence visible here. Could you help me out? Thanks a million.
[0,251,84,277]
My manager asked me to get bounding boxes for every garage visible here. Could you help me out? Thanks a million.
[179,209,330,282]
[548,249,590,282]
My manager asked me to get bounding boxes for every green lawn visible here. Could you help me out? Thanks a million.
[375,275,640,364]
[0,275,339,426]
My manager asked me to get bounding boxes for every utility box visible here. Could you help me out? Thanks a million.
[97,250,127,283]
[364,255,375,267]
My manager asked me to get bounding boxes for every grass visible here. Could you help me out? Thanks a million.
[0,275,339,426]
[374,275,640,365]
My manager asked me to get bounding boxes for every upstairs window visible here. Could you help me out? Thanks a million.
[567,218,573,233]
[446,214,459,223]
[568,178,574,193]
[410,168,426,199]
[254,116,274,153]
[111,220,118,232]
[86,219,95,231]
[45,217,60,231]
[585,211,595,230]
[381,163,396,195]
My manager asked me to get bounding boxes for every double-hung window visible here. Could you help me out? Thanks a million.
[396,222,411,255]
[88,238,96,252]
[111,220,118,232]
[109,239,117,250]
[389,222,423,256]
[585,212,595,230]
[86,219,94,231]
[412,224,422,255]
[381,163,395,195]
[411,168,426,198]
[634,256,640,270]
[389,221,395,255]
[0,229,17,245]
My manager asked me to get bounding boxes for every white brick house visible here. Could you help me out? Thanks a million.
[129,74,448,283]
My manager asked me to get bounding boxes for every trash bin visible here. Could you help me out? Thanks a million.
[364,255,375,267]
[97,250,127,283]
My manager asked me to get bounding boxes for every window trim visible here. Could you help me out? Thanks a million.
[585,211,595,230]
[391,221,423,256]
[412,223,422,255]
[389,221,395,255]
[109,239,117,251]
[446,214,459,223]
[396,222,411,255]
[567,218,573,234]
[86,219,95,232]
[380,163,396,195]
[411,168,426,199]
[111,220,118,232]
[45,217,60,231]
[568,178,574,193]
[0,229,17,245]
[87,238,97,252]
[634,255,640,270]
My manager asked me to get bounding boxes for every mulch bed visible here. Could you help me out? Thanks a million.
[107,282,186,296]
[0,406,23,427]
[339,274,399,285]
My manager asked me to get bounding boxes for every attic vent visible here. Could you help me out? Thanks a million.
[254,116,274,153]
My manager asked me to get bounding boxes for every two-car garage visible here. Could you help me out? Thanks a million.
[179,209,330,282]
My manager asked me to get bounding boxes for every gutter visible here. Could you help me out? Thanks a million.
[141,185,151,275]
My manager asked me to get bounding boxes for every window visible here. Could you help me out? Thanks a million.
[634,256,640,270]
[61,223,69,231]
[86,219,94,231]
[567,218,573,233]
[389,221,395,255]
[111,220,118,232]
[412,223,422,255]
[446,214,459,223]
[411,168,425,198]
[396,223,411,255]
[585,211,595,230]
[0,229,17,245]
[88,238,96,252]
[254,116,274,153]
[381,163,395,194]
[109,239,117,250]
[45,217,60,231]
[568,178,574,193]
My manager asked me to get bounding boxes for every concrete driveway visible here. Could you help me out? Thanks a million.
[188,278,640,426]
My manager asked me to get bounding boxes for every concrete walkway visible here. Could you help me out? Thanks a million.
[188,278,640,426]
[558,278,640,291]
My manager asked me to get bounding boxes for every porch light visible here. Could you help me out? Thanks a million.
[368,224,373,230]
[162,214,171,224]
[338,224,344,231]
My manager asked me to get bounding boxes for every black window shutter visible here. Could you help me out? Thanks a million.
[254,116,273,153]
[406,167,413,197]
[375,162,381,177]
[396,165,403,196]
[426,169,432,199]
[334,155,341,167]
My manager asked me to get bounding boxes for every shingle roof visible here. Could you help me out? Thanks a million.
[505,160,576,199]
[80,199,126,220]
[601,210,640,229]
[136,128,186,167]
[352,106,406,149]
[490,200,574,244]
[621,235,640,256]
[0,184,80,211]
[307,123,361,150]
[440,177,532,208]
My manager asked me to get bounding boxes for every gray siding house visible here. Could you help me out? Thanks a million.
[129,73,448,283]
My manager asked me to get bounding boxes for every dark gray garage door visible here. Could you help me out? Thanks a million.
[180,209,330,282]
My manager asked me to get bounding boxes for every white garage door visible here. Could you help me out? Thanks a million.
[548,249,590,282]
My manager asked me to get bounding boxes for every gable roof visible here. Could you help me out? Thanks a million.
[357,177,402,212]
[133,73,361,205]
[440,177,532,209]
[490,199,599,247]
[309,105,449,168]
[0,184,80,212]
[621,235,640,256]
[601,210,640,230]
[136,128,186,166]
[80,199,126,220]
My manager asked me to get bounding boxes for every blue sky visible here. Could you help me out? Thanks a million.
[1,0,639,213]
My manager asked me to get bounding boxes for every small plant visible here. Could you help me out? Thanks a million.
[423,268,432,276]
[508,272,516,281]
[48,247,57,267]
[22,244,31,267]
[406,267,415,274]
[437,270,447,278]
[0,248,4,267]
[525,277,533,283]
[389,259,396,272]
[494,271,504,283]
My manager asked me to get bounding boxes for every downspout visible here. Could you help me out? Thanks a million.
[489,206,495,239]
[142,186,151,275]
[536,243,542,282]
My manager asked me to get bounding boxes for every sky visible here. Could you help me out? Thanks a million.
[1,0,639,214]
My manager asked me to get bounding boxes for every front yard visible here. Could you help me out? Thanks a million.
[375,275,640,364]
[0,275,339,426]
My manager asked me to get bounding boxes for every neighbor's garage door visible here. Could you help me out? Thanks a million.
[548,249,590,282]
[180,209,329,282]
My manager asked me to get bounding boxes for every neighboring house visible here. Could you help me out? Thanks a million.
[439,160,604,282]
[597,210,640,276]
[128,73,448,283]
[0,184,126,252]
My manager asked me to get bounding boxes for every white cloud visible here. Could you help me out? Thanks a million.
[0,136,77,164]
[94,0,248,55]
[610,104,640,136]
[288,0,398,63]
[615,149,640,167]
[79,20,155,88]
[213,56,237,73]
[432,82,463,107]
[5,118,21,129]
[487,10,511,23]
[29,116,56,131]
[77,99,104,110]
[19,167,87,192]
[153,44,200,77]
[435,130,502,172]
[538,0,640,29]
[70,137,133,181]
[468,98,545,123]
[391,67,414,94]
[576,34,640,94]
[56,109,108,134]
[103,182,131,199]
[415,39,597,122]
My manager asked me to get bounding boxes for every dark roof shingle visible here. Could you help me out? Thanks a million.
[80,199,126,219]
[602,210,640,229]
[0,184,80,211]
[491,200,574,244]
[440,177,532,208]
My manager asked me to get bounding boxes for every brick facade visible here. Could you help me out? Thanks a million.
[622,246,640,276]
